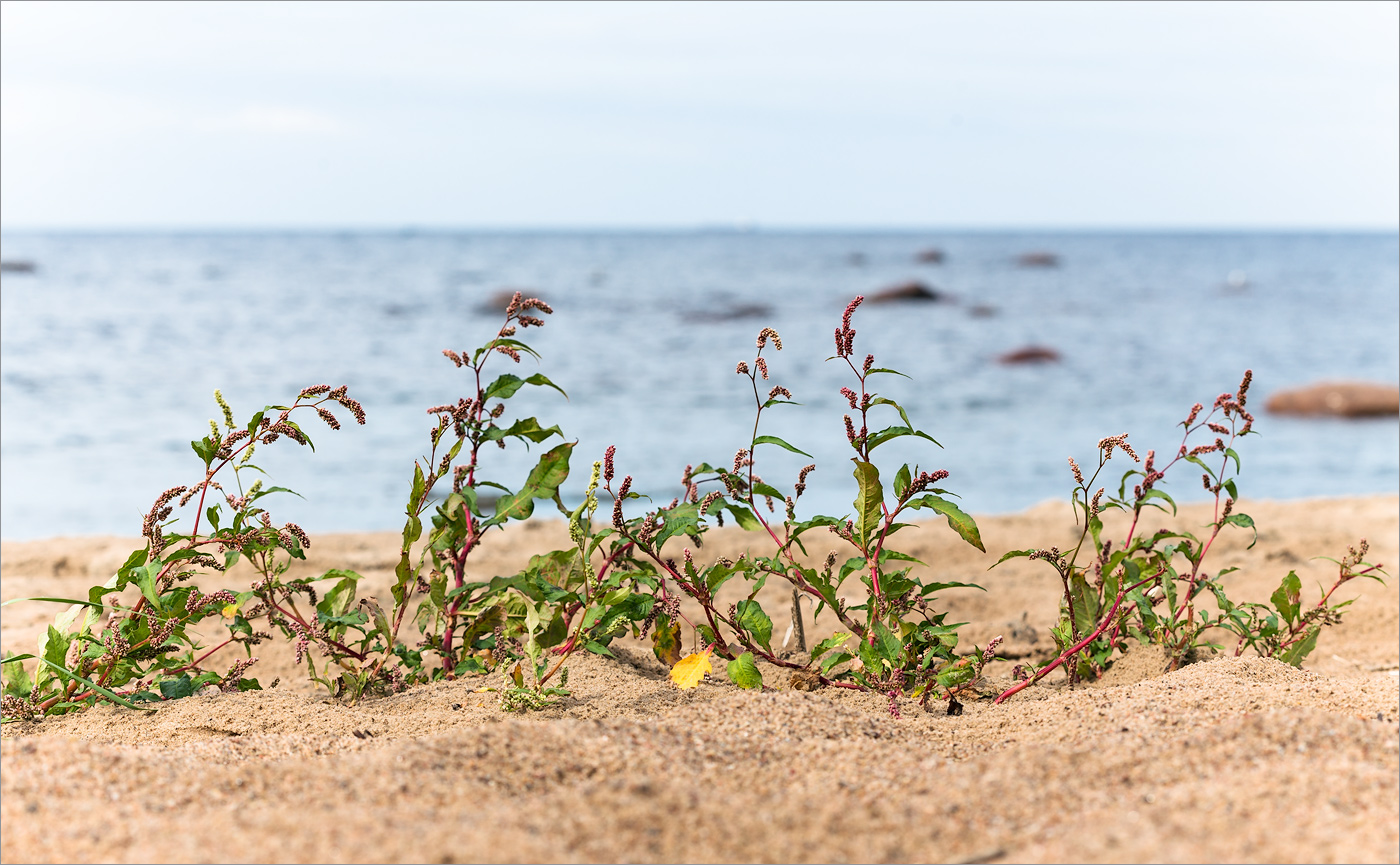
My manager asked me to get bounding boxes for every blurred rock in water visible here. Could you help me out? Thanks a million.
[0,260,37,274]
[997,345,1061,365]
[915,247,946,264]
[1016,251,1060,268]
[869,280,947,303]
[1266,382,1400,418]
[683,303,773,323]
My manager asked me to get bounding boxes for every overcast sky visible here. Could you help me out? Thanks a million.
[2,1,1396,229]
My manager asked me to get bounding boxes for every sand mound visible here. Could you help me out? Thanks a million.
[3,496,1397,863]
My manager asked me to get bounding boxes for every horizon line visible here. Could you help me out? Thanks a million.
[4,223,1397,235]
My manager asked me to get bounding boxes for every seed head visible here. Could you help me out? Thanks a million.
[214,390,235,429]
[756,328,782,350]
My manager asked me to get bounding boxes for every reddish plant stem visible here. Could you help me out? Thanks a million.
[995,574,1156,704]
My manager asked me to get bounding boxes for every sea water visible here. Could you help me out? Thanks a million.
[1,231,1396,540]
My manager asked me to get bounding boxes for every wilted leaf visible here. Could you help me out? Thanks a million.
[651,618,683,666]
[670,649,713,690]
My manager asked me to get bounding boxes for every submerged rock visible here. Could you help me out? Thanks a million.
[683,303,773,324]
[0,260,37,274]
[868,281,947,304]
[915,248,946,264]
[1265,382,1400,418]
[997,346,1061,365]
[1016,252,1059,268]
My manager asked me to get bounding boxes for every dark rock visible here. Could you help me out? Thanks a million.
[968,304,999,318]
[684,303,773,323]
[868,281,946,304]
[997,346,1061,365]
[0,260,37,274]
[1016,251,1059,268]
[1265,382,1399,418]
[915,248,945,264]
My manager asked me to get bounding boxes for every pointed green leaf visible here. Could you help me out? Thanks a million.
[910,495,985,552]
[726,652,763,689]
[753,435,813,458]
[810,632,852,660]
[851,461,884,547]
[736,600,773,652]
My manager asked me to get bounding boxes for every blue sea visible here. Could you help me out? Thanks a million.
[1,231,1396,541]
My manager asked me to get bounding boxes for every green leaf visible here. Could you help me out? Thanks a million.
[820,651,853,675]
[1068,573,1100,633]
[752,435,813,458]
[482,417,564,445]
[1223,512,1257,548]
[893,465,912,499]
[1138,488,1177,516]
[159,675,196,700]
[872,621,903,665]
[909,495,985,552]
[5,654,150,712]
[409,463,427,509]
[493,442,574,523]
[751,482,788,501]
[2,653,34,699]
[726,652,763,689]
[1277,628,1320,667]
[483,373,529,400]
[584,640,615,658]
[865,425,937,452]
[454,657,488,676]
[190,437,215,466]
[810,632,852,660]
[1184,454,1217,480]
[1224,447,1242,473]
[723,505,762,532]
[523,373,567,398]
[935,657,977,689]
[868,397,941,447]
[736,600,773,653]
[851,460,884,548]
[1270,571,1302,625]
[1,597,103,609]
[991,549,1035,568]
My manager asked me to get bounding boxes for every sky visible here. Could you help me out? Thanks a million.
[1,0,1397,230]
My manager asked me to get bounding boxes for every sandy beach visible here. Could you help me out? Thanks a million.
[2,495,1397,863]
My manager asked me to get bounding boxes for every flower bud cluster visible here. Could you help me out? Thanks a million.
[834,296,863,357]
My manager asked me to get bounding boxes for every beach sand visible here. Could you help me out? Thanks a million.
[2,495,1397,863]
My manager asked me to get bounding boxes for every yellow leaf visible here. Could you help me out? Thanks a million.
[221,603,239,619]
[670,649,713,690]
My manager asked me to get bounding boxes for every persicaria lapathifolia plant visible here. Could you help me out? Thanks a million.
[286,293,586,703]
[604,296,995,714]
[994,371,1388,703]
[2,386,364,720]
